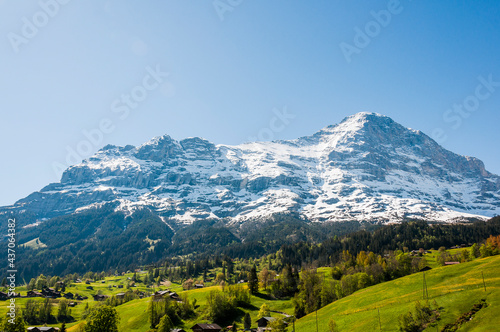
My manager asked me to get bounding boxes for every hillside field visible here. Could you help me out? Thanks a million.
[1,254,499,331]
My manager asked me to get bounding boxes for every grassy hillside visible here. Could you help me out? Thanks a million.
[3,254,499,331]
[294,255,500,331]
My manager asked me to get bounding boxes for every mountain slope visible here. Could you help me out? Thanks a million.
[2,112,499,226]
[295,255,500,331]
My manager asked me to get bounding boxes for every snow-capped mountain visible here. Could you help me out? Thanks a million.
[4,112,500,224]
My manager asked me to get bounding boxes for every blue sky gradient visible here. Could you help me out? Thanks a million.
[1,0,499,206]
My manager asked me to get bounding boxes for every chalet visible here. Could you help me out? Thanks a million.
[191,323,222,332]
[64,292,74,299]
[85,280,91,285]
[27,327,60,332]
[86,286,94,290]
[42,286,61,298]
[68,302,77,307]
[118,284,124,288]
[171,329,186,332]
[169,291,180,300]
[76,295,84,301]
[257,317,276,330]
[75,278,82,283]
[195,284,204,289]
[153,290,180,301]
[153,290,170,301]
[27,290,44,298]
[101,280,106,283]
[93,294,109,301]
[116,292,126,299]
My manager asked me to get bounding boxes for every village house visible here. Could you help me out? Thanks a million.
[93,294,109,301]
[116,292,126,299]
[171,329,186,332]
[27,327,60,332]
[41,286,61,298]
[152,290,180,301]
[64,292,74,299]
[257,317,276,331]
[27,290,44,298]
[0,292,8,301]
[190,323,222,332]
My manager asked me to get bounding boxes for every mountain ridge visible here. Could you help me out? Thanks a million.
[2,112,499,225]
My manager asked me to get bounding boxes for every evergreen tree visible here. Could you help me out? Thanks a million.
[470,243,478,259]
[156,314,174,332]
[244,312,252,329]
[147,299,159,328]
[248,265,259,294]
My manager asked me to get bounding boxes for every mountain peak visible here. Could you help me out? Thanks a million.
[3,112,499,224]
[135,135,182,162]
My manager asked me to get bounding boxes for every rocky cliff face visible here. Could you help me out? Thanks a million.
[4,112,500,224]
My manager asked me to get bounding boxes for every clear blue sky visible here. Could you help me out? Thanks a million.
[1,0,499,206]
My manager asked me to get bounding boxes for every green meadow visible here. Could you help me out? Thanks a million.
[294,255,500,331]
[2,254,499,331]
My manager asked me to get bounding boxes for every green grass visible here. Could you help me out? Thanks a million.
[294,255,500,331]
[4,254,499,331]
[19,237,47,249]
